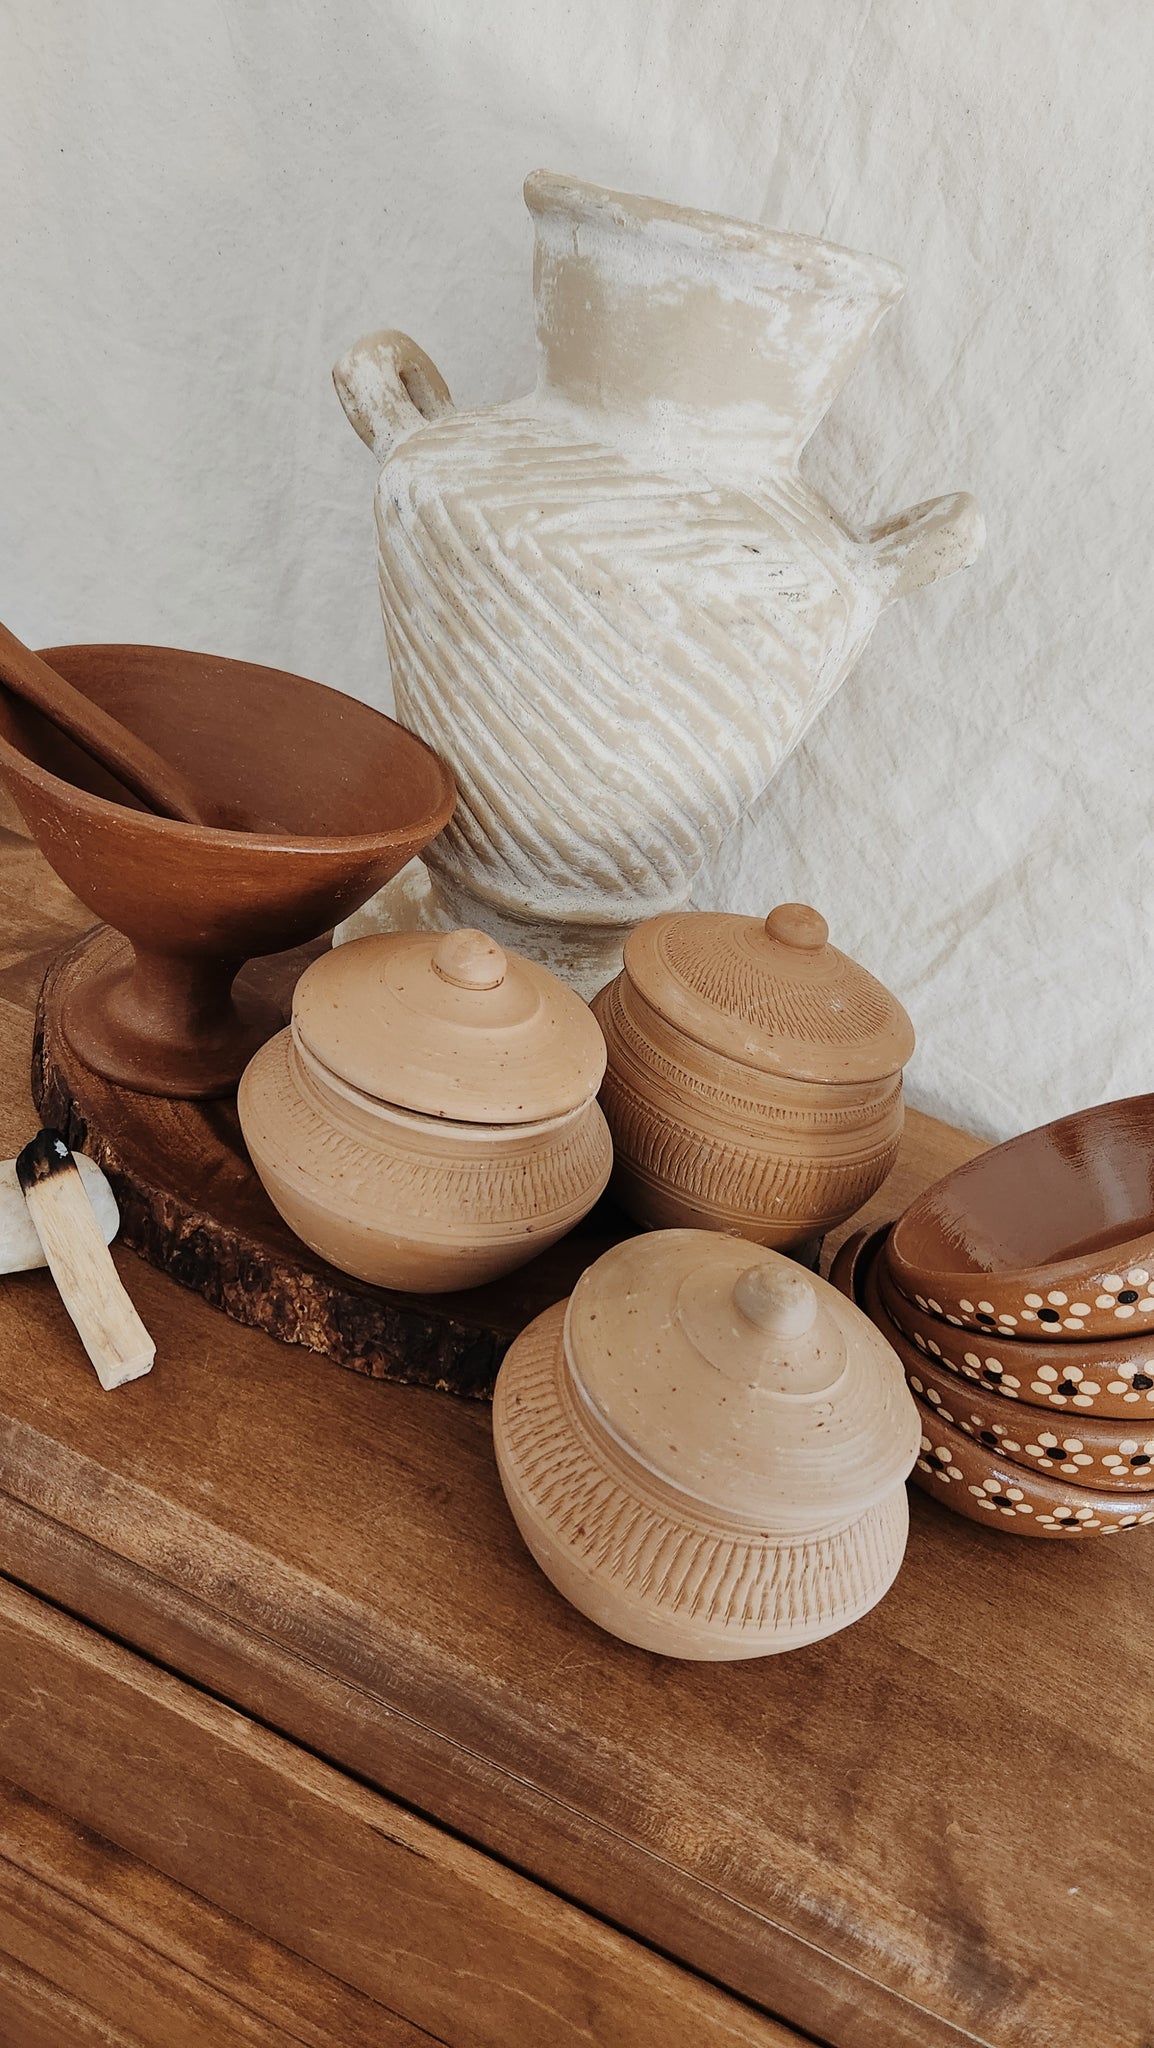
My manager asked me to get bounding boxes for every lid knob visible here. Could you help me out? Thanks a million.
[431,928,507,991]
[763,903,828,952]
[733,1265,818,1339]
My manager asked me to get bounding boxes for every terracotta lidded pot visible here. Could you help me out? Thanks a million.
[591,903,915,1248]
[238,928,612,1293]
[493,1229,921,1658]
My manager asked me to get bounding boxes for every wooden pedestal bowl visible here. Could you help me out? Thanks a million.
[0,645,455,1097]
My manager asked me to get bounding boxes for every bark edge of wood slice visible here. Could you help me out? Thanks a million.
[31,924,652,1401]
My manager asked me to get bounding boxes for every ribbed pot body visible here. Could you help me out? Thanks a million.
[591,974,903,1247]
[238,1028,612,1293]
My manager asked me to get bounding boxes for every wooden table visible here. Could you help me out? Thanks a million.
[0,816,1148,2048]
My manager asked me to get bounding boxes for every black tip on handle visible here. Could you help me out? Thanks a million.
[15,1127,75,1194]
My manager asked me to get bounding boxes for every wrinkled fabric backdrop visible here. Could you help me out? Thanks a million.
[2,0,1149,1138]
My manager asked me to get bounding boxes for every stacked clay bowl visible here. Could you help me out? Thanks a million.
[830,1095,1154,1539]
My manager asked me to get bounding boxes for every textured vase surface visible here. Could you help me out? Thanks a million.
[335,171,984,993]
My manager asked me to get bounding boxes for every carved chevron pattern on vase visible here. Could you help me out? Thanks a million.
[496,1306,908,1637]
[376,409,879,918]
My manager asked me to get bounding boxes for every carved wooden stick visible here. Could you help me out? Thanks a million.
[16,1128,154,1391]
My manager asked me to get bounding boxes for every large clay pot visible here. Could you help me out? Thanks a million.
[493,1230,921,1658]
[334,169,984,994]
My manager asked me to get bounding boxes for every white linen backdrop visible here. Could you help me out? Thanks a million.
[2,0,1149,1139]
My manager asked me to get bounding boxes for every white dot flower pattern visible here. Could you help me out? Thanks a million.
[913,1432,1154,1537]
[909,1267,1154,1339]
[891,1304,1154,1416]
[904,1371,1154,1488]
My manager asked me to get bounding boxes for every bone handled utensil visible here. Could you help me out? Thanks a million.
[0,1149,118,1274]
[0,619,210,824]
[16,1128,154,1390]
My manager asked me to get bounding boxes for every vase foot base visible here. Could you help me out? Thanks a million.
[333,859,638,999]
[59,932,283,1099]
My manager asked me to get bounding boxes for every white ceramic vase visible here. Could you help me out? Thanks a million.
[334,171,984,995]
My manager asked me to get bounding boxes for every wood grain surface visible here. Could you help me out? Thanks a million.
[0,1778,432,2047]
[0,1580,789,2048]
[0,806,1149,2048]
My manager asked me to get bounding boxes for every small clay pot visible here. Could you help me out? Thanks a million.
[909,1393,1154,1538]
[239,927,611,1293]
[0,644,456,1097]
[886,1095,1154,1339]
[493,1229,921,1658]
[591,904,914,1248]
[872,1243,1154,1419]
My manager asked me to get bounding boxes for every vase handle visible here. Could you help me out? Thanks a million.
[332,330,453,462]
[864,492,984,608]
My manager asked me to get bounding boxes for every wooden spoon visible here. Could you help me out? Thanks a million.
[0,620,211,824]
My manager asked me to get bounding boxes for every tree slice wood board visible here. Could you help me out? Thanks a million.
[31,924,649,1401]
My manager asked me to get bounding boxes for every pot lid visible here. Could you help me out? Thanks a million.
[622,904,915,1084]
[292,929,607,1124]
[564,1230,919,1529]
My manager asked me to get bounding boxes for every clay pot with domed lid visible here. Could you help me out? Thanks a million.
[238,927,612,1293]
[493,1229,921,1658]
[590,902,914,1249]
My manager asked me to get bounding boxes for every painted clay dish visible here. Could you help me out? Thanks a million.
[0,643,456,1097]
[886,1096,1154,1339]
[239,928,611,1293]
[903,1349,1154,1490]
[863,1260,1154,1488]
[909,1392,1154,1538]
[873,1240,1154,1418]
[592,903,914,1249]
[493,1230,920,1659]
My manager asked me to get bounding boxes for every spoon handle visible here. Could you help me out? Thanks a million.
[0,620,209,824]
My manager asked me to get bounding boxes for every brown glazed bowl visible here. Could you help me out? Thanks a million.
[886,1096,1154,1339]
[863,1257,1154,1488]
[827,1225,890,1306]
[900,1345,1154,1490]
[0,645,455,1096]
[872,1241,1154,1418]
[909,1393,1154,1538]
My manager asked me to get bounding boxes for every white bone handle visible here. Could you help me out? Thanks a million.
[332,330,453,462]
[865,491,985,607]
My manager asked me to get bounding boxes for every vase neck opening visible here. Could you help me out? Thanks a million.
[525,172,904,470]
